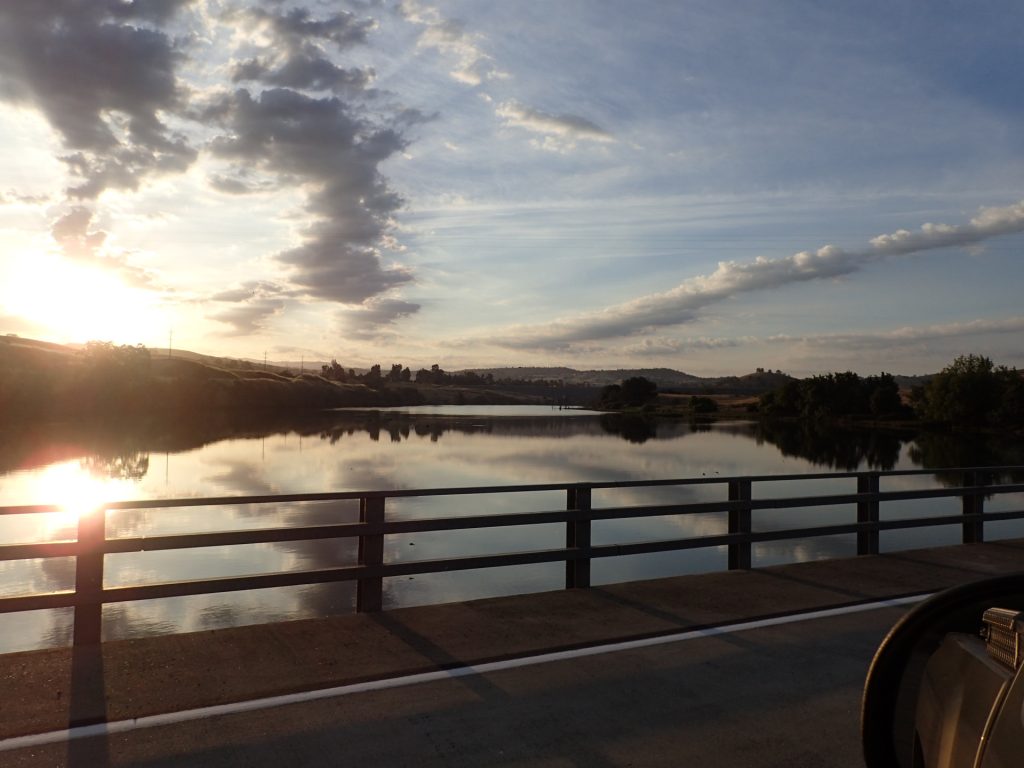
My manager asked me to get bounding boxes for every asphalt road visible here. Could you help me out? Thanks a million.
[5,602,905,768]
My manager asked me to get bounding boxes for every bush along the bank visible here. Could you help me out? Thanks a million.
[759,371,906,421]
[596,376,658,408]
[911,354,1024,428]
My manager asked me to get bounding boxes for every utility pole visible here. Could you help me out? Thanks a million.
[168,328,173,359]
[264,351,267,370]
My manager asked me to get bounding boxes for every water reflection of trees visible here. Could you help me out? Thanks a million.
[908,433,1024,486]
[81,452,150,481]
[754,421,907,470]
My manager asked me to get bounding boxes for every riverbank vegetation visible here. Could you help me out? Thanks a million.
[757,354,1023,431]
[0,338,546,421]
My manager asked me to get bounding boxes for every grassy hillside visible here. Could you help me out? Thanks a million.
[0,337,545,421]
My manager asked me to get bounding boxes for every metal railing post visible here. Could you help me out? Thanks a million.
[857,473,880,555]
[357,496,385,612]
[961,471,986,544]
[728,479,752,570]
[73,508,106,646]
[566,485,592,589]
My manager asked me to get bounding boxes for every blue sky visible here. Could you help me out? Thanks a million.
[0,0,1022,375]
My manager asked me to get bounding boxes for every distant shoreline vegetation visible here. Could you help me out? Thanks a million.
[2,336,1021,434]
[0,339,558,421]
[758,354,1024,432]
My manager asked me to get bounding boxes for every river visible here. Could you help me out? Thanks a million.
[1,406,1022,653]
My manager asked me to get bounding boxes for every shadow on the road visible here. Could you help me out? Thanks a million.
[368,612,509,702]
[367,611,621,768]
[67,641,110,767]
[754,567,878,602]
[883,552,1008,577]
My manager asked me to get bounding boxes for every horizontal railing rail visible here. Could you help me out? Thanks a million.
[1,466,1023,645]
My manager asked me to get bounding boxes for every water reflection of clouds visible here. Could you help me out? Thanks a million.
[2,412,1020,652]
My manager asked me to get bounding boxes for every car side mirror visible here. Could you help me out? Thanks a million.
[861,574,1024,767]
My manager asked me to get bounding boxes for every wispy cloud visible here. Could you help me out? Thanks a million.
[496,101,613,152]
[49,207,162,289]
[397,0,505,86]
[483,200,1024,351]
[784,315,1024,351]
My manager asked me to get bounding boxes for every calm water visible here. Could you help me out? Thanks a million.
[2,407,1023,653]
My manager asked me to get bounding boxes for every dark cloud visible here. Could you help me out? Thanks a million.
[109,0,194,24]
[210,298,286,337]
[208,281,288,336]
[207,172,277,195]
[51,208,107,258]
[230,6,376,95]
[208,281,289,336]
[2,1,418,336]
[337,297,420,339]
[204,87,414,304]
[246,6,376,49]
[0,1,197,198]
[210,281,287,303]
[231,54,374,95]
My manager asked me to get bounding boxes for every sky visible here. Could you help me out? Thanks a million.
[0,0,1022,376]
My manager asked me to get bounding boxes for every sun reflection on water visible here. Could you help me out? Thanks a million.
[35,462,136,539]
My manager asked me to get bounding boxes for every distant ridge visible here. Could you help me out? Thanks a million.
[460,366,797,394]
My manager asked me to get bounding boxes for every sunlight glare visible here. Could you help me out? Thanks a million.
[37,462,134,539]
[1,251,165,346]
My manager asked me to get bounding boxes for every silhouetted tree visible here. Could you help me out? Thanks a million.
[690,396,718,414]
[620,376,658,405]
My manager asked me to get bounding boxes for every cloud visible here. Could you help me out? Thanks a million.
[869,201,1024,255]
[788,315,1024,352]
[0,190,49,205]
[206,172,278,195]
[51,208,107,259]
[485,200,1024,351]
[245,6,376,49]
[0,1,197,199]
[208,281,288,336]
[49,207,160,289]
[210,298,286,337]
[203,87,415,305]
[496,101,613,151]
[620,336,749,356]
[228,6,377,95]
[398,0,505,86]
[337,297,421,339]
[209,281,286,303]
[231,54,374,95]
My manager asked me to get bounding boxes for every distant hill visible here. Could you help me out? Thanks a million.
[460,366,796,395]
[2,334,935,401]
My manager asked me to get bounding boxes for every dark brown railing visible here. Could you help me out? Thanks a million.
[2,466,1023,646]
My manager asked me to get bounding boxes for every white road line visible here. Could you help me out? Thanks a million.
[0,594,930,752]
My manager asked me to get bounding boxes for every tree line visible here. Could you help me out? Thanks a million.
[759,354,1024,428]
[319,361,565,387]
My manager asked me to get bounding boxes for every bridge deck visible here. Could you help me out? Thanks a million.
[3,538,1024,766]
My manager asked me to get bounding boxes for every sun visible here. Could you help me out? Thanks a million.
[34,462,136,540]
[1,251,166,345]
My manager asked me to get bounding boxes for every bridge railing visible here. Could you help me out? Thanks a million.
[2,466,1023,645]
